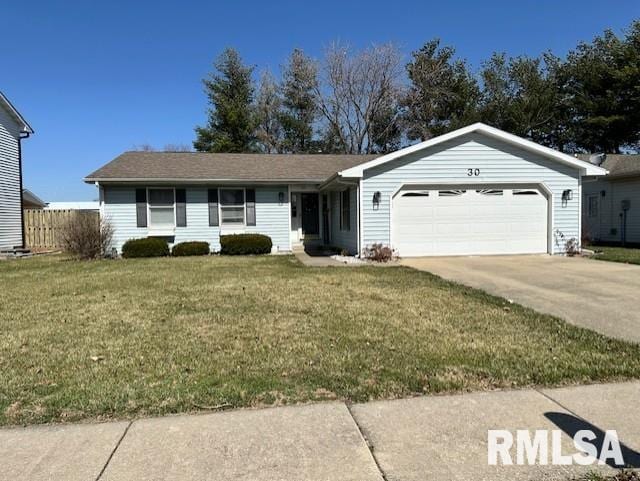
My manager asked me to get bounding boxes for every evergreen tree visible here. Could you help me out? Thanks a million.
[404,39,480,140]
[561,22,640,152]
[479,53,563,148]
[194,48,256,152]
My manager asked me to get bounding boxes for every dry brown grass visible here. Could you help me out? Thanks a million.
[1,254,640,426]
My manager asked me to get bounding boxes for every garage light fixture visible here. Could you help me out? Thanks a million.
[278,192,285,205]
[562,189,573,201]
[372,191,381,210]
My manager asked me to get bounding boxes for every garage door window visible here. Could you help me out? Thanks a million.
[438,189,466,197]
[402,192,429,197]
[513,190,539,196]
[476,189,503,196]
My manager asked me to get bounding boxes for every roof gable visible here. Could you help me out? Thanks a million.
[338,123,607,177]
[0,92,33,135]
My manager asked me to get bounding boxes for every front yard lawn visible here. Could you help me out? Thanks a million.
[2,255,640,426]
[590,246,640,265]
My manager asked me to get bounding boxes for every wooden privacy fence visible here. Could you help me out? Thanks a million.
[23,209,99,250]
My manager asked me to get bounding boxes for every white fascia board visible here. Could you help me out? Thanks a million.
[0,91,34,134]
[338,123,608,178]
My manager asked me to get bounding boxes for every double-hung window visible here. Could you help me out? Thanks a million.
[220,188,245,225]
[340,189,351,231]
[148,188,175,229]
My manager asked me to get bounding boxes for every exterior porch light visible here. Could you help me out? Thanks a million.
[562,189,573,201]
[278,191,285,205]
[373,191,381,210]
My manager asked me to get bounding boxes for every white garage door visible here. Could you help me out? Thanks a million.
[392,187,548,256]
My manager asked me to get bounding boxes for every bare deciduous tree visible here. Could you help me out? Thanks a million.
[133,143,156,151]
[315,42,404,154]
[163,144,192,152]
[255,71,284,153]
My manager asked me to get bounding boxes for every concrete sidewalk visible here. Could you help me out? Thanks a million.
[1,382,639,481]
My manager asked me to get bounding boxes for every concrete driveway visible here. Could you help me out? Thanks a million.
[402,255,640,343]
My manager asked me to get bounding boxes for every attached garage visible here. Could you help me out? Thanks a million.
[391,185,549,256]
[332,123,608,257]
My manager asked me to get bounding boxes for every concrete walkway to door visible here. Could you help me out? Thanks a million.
[402,255,640,343]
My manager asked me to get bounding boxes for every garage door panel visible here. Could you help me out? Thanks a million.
[392,186,548,257]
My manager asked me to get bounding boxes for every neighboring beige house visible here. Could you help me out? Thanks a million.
[22,188,46,209]
[0,92,33,251]
[581,154,640,245]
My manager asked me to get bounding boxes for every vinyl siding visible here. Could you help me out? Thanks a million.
[245,185,290,251]
[0,105,23,250]
[361,133,580,255]
[329,187,358,254]
[103,185,289,253]
[583,177,640,244]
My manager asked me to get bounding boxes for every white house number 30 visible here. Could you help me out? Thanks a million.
[467,168,480,176]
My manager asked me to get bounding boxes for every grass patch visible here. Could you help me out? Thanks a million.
[2,255,640,426]
[590,246,640,265]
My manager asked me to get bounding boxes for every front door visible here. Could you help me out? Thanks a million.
[301,193,319,235]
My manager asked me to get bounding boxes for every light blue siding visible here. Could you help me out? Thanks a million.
[583,177,640,244]
[103,185,290,253]
[361,133,580,254]
[329,188,358,254]
[102,187,145,252]
[0,105,23,250]
[245,185,290,251]
[174,187,220,248]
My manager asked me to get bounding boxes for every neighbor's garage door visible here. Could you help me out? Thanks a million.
[392,187,548,256]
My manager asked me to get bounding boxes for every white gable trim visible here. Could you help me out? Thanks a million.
[338,123,607,178]
[0,91,34,134]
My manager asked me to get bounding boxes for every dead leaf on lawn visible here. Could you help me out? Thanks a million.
[90,355,105,362]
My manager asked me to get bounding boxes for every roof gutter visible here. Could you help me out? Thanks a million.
[83,177,330,185]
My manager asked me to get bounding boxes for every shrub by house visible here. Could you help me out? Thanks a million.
[172,241,210,256]
[220,234,272,255]
[122,237,170,258]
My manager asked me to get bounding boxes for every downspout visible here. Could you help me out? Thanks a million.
[18,131,31,249]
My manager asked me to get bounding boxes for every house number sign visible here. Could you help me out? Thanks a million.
[467,168,481,176]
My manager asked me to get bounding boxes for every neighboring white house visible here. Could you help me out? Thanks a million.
[582,154,640,245]
[85,123,606,256]
[0,92,33,251]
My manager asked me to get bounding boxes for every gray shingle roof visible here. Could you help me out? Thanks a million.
[85,152,378,183]
[575,154,640,179]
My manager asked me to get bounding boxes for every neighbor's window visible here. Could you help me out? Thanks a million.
[340,189,350,231]
[588,195,598,218]
[148,188,175,228]
[220,188,245,225]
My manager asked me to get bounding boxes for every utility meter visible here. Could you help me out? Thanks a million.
[622,199,631,211]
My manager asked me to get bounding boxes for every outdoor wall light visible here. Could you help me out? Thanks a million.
[372,191,381,210]
[278,192,285,205]
[562,189,573,201]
